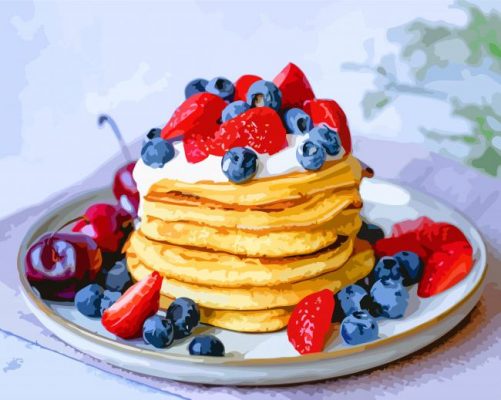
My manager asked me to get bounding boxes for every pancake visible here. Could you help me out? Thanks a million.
[127,240,374,310]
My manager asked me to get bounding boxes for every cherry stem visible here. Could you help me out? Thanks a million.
[49,216,84,241]
[98,114,132,163]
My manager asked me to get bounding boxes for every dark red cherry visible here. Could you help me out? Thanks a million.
[25,232,102,301]
[113,162,139,217]
[72,203,132,254]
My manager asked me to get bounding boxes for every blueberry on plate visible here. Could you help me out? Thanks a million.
[146,128,161,140]
[246,80,282,111]
[221,147,258,184]
[336,284,368,316]
[143,315,174,349]
[371,277,409,319]
[373,256,401,282]
[99,290,121,314]
[357,221,385,244]
[104,259,132,293]
[141,137,175,168]
[394,251,423,286]
[166,297,200,339]
[340,311,379,345]
[309,125,341,156]
[185,78,208,99]
[296,140,326,171]
[189,335,225,357]
[75,284,104,317]
[206,77,235,101]
[221,101,250,122]
[283,108,313,135]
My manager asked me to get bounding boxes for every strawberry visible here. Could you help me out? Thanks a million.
[234,74,262,102]
[374,234,430,262]
[102,271,162,339]
[183,122,220,163]
[417,222,472,253]
[392,216,434,238]
[303,99,352,153]
[161,93,226,140]
[287,289,335,354]
[273,63,315,110]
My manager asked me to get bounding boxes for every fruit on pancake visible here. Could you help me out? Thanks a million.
[25,232,102,301]
[205,77,235,101]
[287,289,335,354]
[189,335,225,357]
[357,221,385,244]
[221,100,250,122]
[166,297,200,339]
[185,78,208,99]
[373,256,401,282]
[273,62,315,110]
[142,315,174,348]
[161,92,227,140]
[75,283,104,317]
[221,147,258,183]
[283,108,312,135]
[296,140,326,171]
[246,80,282,111]
[100,290,121,315]
[394,251,423,286]
[308,125,342,156]
[234,74,261,102]
[102,271,162,339]
[141,137,175,168]
[104,259,132,292]
[340,310,379,345]
[113,162,139,217]
[370,277,409,319]
[303,99,352,153]
[72,203,132,254]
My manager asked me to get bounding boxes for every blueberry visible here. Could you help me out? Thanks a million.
[340,311,379,345]
[336,284,368,316]
[309,125,341,156]
[185,78,208,99]
[246,80,281,111]
[142,315,174,349]
[166,297,200,339]
[221,101,250,122]
[221,147,258,184]
[394,251,423,286]
[141,138,175,168]
[357,221,385,244]
[371,278,409,319]
[283,108,312,135]
[99,290,121,314]
[75,284,104,317]
[146,128,161,140]
[373,256,401,282]
[296,140,326,171]
[189,335,225,357]
[206,77,235,101]
[104,259,132,293]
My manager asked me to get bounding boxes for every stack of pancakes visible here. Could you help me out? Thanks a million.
[126,155,374,332]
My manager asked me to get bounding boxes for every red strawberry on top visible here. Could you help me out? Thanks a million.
[102,271,162,339]
[303,99,352,153]
[287,289,335,354]
[161,92,226,140]
[273,63,315,110]
[234,74,262,102]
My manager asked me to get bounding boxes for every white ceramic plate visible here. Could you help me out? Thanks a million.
[18,179,487,386]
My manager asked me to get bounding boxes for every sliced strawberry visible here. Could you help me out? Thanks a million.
[161,93,226,140]
[102,271,162,339]
[417,222,471,253]
[303,99,352,153]
[392,216,434,238]
[374,234,429,262]
[234,74,262,102]
[287,289,335,354]
[273,63,315,110]
[417,249,473,298]
[183,122,220,163]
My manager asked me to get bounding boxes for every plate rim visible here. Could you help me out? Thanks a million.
[17,178,488,367]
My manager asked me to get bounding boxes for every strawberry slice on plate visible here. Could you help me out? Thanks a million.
[287,289,335,354]
[273,63,315,110]
[234,74,262,102]
[392,216,434,238]
[374,234,430,263]
[102,271,162,339]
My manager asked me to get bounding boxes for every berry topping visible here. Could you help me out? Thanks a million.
[221,147,258,184]
[296,140,326,171]
[234,74,262,102]
[99,290,121,315]
[336,284,369,317]
[189,335,225,357]
[102,271,162,339]
[142,315,175,349]
[357,221,385,244]
[112,162,139,217]
[104,259,132,292]
[394,251,423,286]
[221,100,250,122]
[340,311,379,345]
[303,99,352,153]
[206,77,235,101]
[246,80,282,111]
[308,125,341,156]
[374,235,428,262]
[273,62,315,110]
[373,256,402,282]
[75,284,104,317]
[370,278,409,319]
[283,108,312,135]
[146,128,162,140]
[185,78,208,99]
[165,297,200,339]
[141,137,175,168]
[287,289,335,354]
